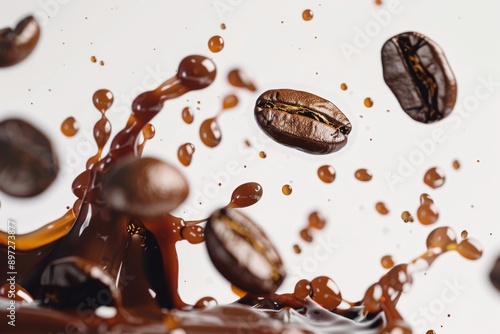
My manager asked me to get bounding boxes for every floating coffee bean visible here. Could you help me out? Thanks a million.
[40,256,119,307]
[490,256,500,292]
[102,157,189,217]
[0,118,59,197]
[381,32,457,123]
[0,16,40,67]
[254,89,351,154]
[205,208,286,294]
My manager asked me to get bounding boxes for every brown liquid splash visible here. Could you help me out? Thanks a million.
[375,202,389,215]
[364,97,374,108]
[86,89,113,169]
[199,94,238,148]
[340,83,348,91]
[282,184,293,195]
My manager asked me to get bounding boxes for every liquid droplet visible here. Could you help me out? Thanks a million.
[228,182,263,208]
[208,35,224,53]
[61,116,79,137]
[381,255,395,269]
[181,106,194,124]
[375,202,389,215]
[177,143,195,166]
[364,97,373,108]
[92,89,114,112]
[282,184,292,196]
[355,168,372,181]
[317,165,336,183]
[227,69,256,91]
[222,94,238,109]
[340,83,348,91]
[302,9,314,21]
[199,117,221,147]
[424,167,446,189]
[401,211,414,223]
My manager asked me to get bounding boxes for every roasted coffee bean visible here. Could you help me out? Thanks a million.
[254,89,351,154]
[0,118,59,197]
[490,256,500,292]
[381,32,457,123]
[102,157,189,217]
[40,256,119,307]
[205,208,286,294]
[0,16,40,67]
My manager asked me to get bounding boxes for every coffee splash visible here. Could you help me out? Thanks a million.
[0,43,485,334]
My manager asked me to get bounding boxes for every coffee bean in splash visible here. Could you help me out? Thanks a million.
[382,32,457,123]
[0,118,59,197]
[254,89,351,154]
[102,157,188,217]
[205,208,286,294]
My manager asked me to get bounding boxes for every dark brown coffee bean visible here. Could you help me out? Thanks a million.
[40,256,119,307]
[382,32,457,123]
[0,16,40,67]
[102,157,189,217]
[490,256,500,292]
[254,89,351,154]
[0,118,59,197]
[205,208,286,294]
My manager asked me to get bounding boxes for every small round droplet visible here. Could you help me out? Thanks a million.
[401,211,414,223]
[302,9,314,21]
[90,56,96,63]
[461,230,468,239]
[317,165,336,183]
[208,35,224,53]
[355,168,372,181]
[426,330,436,334]
[424,167,446,189]
[375,202,389,215]
[452,160,460,170]
[340,83,348,91]
[99,60,105,66]
[282,184,292,196]
[220,23,226,30]
[182,106,194,124]
[293,244,302,254]
[417,204,439,225]
[259,151,267,159]
[364,97,373,108]
[61,117,79,137]
[142,124,155,140]
[381,255,395,269]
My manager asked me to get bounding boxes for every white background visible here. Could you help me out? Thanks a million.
[1,0,499,333]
